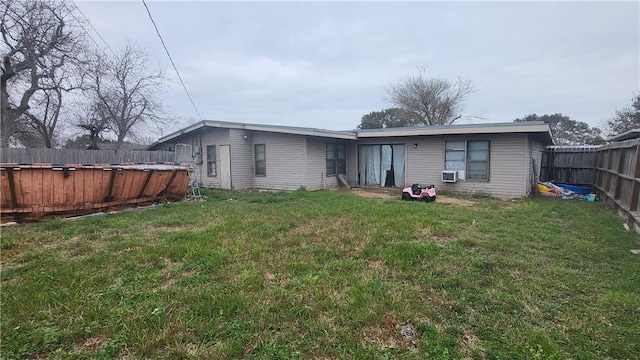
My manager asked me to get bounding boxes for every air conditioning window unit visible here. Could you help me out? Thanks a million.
[441,170,458,183]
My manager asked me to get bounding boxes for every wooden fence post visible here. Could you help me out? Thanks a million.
[628,145,640,227]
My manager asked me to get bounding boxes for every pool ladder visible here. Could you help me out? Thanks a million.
[174,144,202,200]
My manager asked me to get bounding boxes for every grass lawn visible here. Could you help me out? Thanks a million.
[1,189,639,359]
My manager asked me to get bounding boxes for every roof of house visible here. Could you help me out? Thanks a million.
[606,129,640,142]
[95,141,149,151]
[152,120,358,146]
[150,120,554,147]
[356,121,552,139]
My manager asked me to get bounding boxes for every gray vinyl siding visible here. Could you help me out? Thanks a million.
[304,137,354,190]
[148,130,219,189]
[356,133,530,198]
[438,133,527,198]
[252,132,307,190]
[199,128,230,188]
[229,129,253,189]
[526,136,545,196]
[305,137,331,190]
[526,136,533,196]
[404,136,440,187]
[151,125,541,197]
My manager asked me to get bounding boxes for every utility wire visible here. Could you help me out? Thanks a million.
[62,4,101,53]
[62,2,116,58]
[72,3,117,57]
[141,0,203,120]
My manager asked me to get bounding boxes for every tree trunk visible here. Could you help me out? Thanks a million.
[1,86,12,148]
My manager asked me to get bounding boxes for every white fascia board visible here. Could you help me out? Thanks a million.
[356,124,551,137]
[154,120,357,144]
[152,121,208,145]
[243,124,357,139]
[606,128,640,142]
[192,120,358,140]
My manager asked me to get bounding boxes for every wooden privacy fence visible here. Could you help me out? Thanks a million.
[1,148,176,165]
[541,145,600,185]
[594,138,640,233]
[539,143,640,234]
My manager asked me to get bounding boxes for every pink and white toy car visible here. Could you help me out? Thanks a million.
[401,184,437,202]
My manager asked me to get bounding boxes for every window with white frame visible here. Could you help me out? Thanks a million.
[255,144,266,176]
[326,143,346,176]
[207,145,216,177]
[444,140,490,181]
[467,141,490,180]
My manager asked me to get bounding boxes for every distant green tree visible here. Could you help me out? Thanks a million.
[605,93,640,137]
[358,108,416,129]
[514,113,604,145]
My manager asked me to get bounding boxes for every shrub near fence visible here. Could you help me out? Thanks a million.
[1,148,176,165]
[594,138,640,233]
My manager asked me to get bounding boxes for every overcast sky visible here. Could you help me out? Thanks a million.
[75,1,639,134]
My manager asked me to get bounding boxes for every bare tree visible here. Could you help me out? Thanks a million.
[386,69,476,126]
[22,88,63,147]
[10,118,46,147]
[87,42,169,149]
[73,99,111,149]
[1,0,84,147]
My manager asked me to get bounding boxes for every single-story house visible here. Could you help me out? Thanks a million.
[148,120,553,198]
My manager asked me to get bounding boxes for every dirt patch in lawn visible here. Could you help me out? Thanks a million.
[360,314,415,351]
[74,334,108,354]
[350,187,398,199]
[461,327,483,358]
[351,187,476,207]
[435,196,476,207]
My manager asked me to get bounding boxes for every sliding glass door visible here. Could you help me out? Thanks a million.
[357,144,405,187]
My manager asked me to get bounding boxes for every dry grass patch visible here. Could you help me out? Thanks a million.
[460,327,483,359]
[419,227,456,247]
[160,269,196,290]
[289,216,354,239]
[360,314,416,351]
[368,260,386,273]
[436,195,476,207]
[264,270,277,282]
[351,187,479,207]
[73,334,108,355]
[351,187,398,199]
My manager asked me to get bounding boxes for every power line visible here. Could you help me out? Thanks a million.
[141,0,203,120]
[72,3,117,57]
[62,2,116,58]
[62,4,100,51]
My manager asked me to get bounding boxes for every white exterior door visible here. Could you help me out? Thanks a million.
[220,145,232,189]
